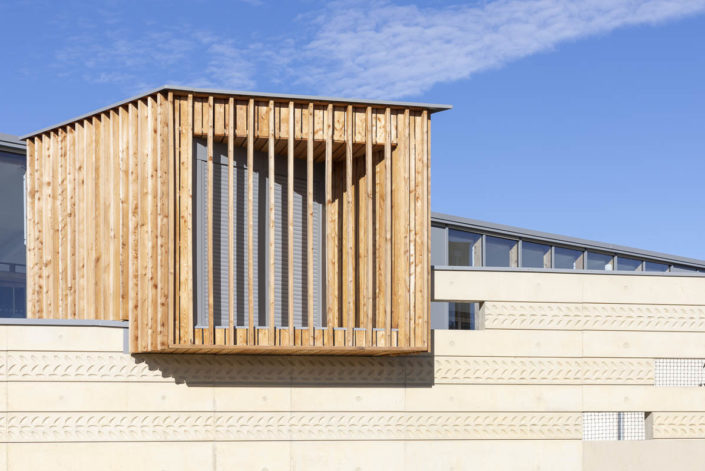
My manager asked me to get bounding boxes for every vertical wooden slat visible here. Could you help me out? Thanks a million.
[25,138,36,316]
[52,131,62,318]
[267,99,275,344]
[325,104,333,344]
[345,105,353,345]
[307,103,314,344]
[287,101,294,344]
[227,97,235,344]
[150,99,160,346]
[138,101,149,350]
[110,110,120,321]
[58,129,66,319]
[207,96,215,344]
[29,137,38,317]
[43,134,53,317]
[157,94,170,349]
[391,110,410,348]
[119,107,129,322]
[85,120,96,322]
[247,98,255,344]
[32,136,41,317]
[74,125,84,319]
[67,125,76,318]
[365,107,373,346]
[384,108,392,343]
[179,94,194,345]
[33,137,44,317]
[167,92,176,346]
[414,111,425,348]
[94,116,104,321]
[425,114,431,350]
[174,97,182,345]
[128,103,139,351]
[400,109,411,347]
[408,111,416,346]
[100,114,111,321]
[46,132,53,317]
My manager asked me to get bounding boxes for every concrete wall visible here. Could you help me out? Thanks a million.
[0,269,703,470]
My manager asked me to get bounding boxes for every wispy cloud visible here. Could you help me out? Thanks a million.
[54,27,258,94]
[52,0,705,98]
[294,0,705,97]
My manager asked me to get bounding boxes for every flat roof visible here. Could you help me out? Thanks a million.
[431,211,705,269]
[21,85,453,140]
[0,133,25,154]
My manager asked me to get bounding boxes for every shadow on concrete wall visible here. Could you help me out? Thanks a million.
[133,352,435,388]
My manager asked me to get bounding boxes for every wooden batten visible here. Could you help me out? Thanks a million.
[24,88,435,355]
[307,103,314,345]
[267,99,275,344]
[227,97,235,344]
[287,101,294,345]
[325,103,334,341]
[247,98,255,344]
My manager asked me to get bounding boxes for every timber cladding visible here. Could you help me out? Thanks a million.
[23,87,438,354]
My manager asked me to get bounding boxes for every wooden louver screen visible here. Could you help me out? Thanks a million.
[195,138,324,329]
[24,90,433,355]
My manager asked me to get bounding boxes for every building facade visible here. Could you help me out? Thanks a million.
[0,87,703,470]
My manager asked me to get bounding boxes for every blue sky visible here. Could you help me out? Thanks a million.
[1,0,704,259]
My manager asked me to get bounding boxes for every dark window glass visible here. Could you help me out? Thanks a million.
[522,241,550,268]
[587,252,613,270]
[449,302,474,330]
[448,229,480,267]
[0,152,26,318]
[485,236,516,267]
[617,257,642,271]
[644,261,669,272]
[554,247,582,269]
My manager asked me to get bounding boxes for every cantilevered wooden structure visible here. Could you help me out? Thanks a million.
[22,86,450,354]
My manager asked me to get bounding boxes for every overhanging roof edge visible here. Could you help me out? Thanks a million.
[21,85,452,140]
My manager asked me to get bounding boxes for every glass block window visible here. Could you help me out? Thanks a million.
[655,359,705,387]
[583,412,646,440]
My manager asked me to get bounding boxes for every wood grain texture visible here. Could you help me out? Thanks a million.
[345,105,354,346]
[365,107,373,347]
[288,101,295,344]
[128,104,139,350]
[228,97,235,344]
[207,96,214,344]
[384,108,392,344]
[25,138,36,317]
[268,99,275,344]
[247,98,255,344]
[325,104,334,341]
[307,103,314,344]
[25,90,433,354]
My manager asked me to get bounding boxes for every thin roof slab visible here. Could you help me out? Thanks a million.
[0,133,25,153]
[21,85,453,140]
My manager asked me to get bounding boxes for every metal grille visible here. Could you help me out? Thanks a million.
[655,359,705,387]
[583,412,646,440]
